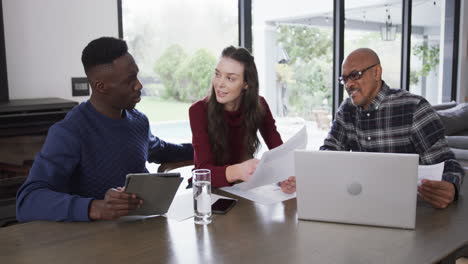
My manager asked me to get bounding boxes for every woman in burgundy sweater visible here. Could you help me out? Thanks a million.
[189,46,295,193]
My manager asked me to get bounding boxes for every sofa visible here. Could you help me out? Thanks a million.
[433,102,468,170]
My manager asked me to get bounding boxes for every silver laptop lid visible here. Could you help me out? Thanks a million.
[295,150,419,229]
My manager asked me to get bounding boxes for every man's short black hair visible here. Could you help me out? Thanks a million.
[81,37,128,73]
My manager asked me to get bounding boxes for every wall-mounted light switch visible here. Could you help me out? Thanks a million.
[71,77,90,96]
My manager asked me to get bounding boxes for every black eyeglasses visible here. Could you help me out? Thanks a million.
[338,63,379,85]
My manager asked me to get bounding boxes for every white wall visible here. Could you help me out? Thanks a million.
[457,0,468,103]
[3,0,118,102]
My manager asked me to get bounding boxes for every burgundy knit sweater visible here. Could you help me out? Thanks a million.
[189,97,283,187]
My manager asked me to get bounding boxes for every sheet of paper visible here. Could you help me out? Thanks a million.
[235,125,308,190]
[165,189,236,221]
[165,189,193,221]
[221,184,296,205]
[117,215,159,223]
[418,162,444,186]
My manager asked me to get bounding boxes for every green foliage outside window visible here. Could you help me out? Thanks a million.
[154,45,215,102]
[410,44,440,85]
[174,49,216,102]
[276,25,333,117]
[154,44,187,99]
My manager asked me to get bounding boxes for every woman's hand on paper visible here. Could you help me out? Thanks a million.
[226,158,260,183]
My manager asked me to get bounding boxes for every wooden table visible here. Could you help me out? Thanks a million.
[1,184,467,264]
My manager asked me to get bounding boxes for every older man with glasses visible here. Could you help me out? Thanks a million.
[320,48,464,209]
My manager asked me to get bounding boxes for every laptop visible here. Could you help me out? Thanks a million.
[294,150,419,229]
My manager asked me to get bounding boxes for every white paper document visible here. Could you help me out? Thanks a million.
[235,125,308,191]
[165,189,236,221]
[221,184,296,205]
[418,162,444,186]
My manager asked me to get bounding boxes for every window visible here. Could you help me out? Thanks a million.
[410,0,457,104]
[345,0,403,90]
[252,1,333,149]
[122,0,238,143]
[120,0,462,147]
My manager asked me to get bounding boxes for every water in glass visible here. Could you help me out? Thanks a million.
[193,169,212,224]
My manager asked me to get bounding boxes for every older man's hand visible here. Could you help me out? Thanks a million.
[418,179,455,209]
[280,176,296,194]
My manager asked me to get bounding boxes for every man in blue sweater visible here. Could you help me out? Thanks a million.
[16,37,193,222]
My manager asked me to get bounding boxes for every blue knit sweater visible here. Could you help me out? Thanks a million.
[16,101,193,222]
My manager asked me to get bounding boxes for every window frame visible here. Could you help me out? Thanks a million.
[116,0,461,117]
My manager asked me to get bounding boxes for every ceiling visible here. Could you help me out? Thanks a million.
[267,0,443,35]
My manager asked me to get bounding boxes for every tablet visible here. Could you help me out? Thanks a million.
[124,173,183,216]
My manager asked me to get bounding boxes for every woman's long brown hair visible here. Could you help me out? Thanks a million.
[207,46,265,165]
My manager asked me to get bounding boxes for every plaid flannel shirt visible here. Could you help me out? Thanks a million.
[320,82,464,196]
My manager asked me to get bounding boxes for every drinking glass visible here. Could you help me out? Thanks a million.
[192,169,212,224]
